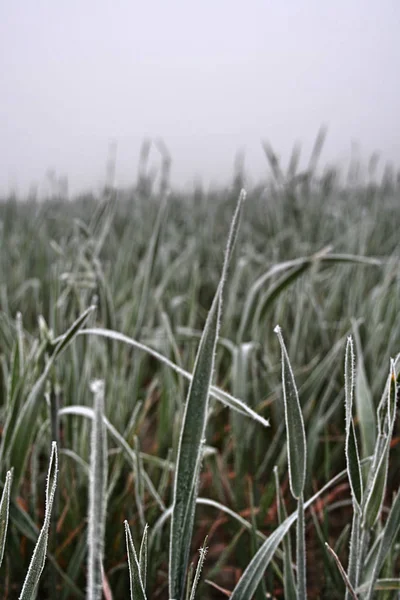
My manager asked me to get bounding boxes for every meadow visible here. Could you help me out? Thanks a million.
[0,142,399,599]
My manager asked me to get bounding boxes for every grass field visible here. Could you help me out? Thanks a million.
[0,146,399,599]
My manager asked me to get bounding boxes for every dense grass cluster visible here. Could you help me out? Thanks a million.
[0,150,399,598]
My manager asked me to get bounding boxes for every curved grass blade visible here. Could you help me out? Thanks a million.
[237,252,381,343]
[124,521,147,600]
[87,380,108,600]
[169,191,245,600]
[0,470,12,568]
[19,442,58,600]
[79,328,269,428]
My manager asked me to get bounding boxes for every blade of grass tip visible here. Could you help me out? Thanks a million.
[19,442,58,600]
[124,521,147,600]
[189,537,208,600]
[87,380,108,600]
[0,470,12,568]
[274,325,307,599]
[365,488,400,600]
[169,190,245,600]
[139,524,149,590]
[273,325,306,500]
[325,543,358,600]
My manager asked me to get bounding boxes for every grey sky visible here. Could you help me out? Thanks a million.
[1,0,399,195]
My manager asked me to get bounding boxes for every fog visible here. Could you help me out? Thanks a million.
[1,0,399,195]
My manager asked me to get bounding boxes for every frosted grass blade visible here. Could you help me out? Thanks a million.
[343,337,362,595]
[344,336,363,509]
[273,325,306,499]
[139,524,149,590]
[362,362,397,530]
[0,470,12,568]
[325,543,358,600]
[124,521,147,600]
[79,328,269,428]
[189,537,208,600]
[169,191,245,600]
[87,380,108,600]
[19,442,58,600]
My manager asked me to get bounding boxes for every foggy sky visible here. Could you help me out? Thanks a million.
[1,0,399,195]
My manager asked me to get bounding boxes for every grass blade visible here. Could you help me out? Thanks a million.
[124,521,147,600]
[139,524,149,590]
[87,380,108,600]
[19,442,58,600]
[344,336,363,510]
[189,537,208,600]
[273,325,306,499]
[325,543,358,600]
[79,328,269,428]
[169,191,245,600]
[0,470,12,568]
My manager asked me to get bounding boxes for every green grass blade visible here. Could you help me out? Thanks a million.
[87,380,108,600]
[19,442,58,600]
[169,191,244,600]
[139,524,149,589]
[274,325,306,499]
[0,470,12,568]
[124,521,147,600]
[344,336,363,510]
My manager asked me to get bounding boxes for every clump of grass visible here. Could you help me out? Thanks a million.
[0,141,399,598]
